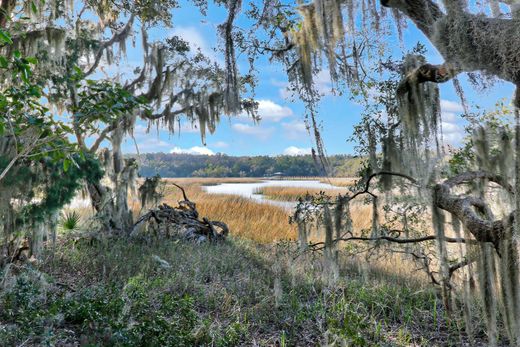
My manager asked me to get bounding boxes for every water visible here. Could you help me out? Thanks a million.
[203,179,344,210]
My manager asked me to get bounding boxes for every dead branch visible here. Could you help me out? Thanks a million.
[131,183,228,242]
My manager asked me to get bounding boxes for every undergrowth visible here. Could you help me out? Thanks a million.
[0,235,482,346]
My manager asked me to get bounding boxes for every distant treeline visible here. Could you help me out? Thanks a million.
[134,153,364,177]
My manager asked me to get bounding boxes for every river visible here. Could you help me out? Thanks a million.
[203,179,344,210]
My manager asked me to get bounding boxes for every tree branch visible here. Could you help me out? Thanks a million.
[308,234,476,251]
[380,0,444,37]
[89,121,120,153]
[350,171,419,201]
[84,14,135,77]
[434,171,513,248]
[397,62,460,96]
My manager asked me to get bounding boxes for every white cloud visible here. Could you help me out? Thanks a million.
[441,121,460,134]
[130,138,171,153]
[441,115,465,146]
[212,141,229,148]
[170,146,215,155]
[238,99,293,122]
[440,99,464,113]
[437,101,466,146]
[279,85,293,100]
[231,123,275,140]
[281,120,308,140]
[256,99,293,122]
[442,112,457,123]
[283,146,312,156]
[170,26,218,62]
[315,70,334,95]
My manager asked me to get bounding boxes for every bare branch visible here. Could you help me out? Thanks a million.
[397,62,460,96]
[84,14,135,77]
[89,121,121,153]
[349,171,419,201]
[308,234,476,250]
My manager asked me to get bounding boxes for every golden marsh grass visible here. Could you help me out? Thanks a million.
[157,178,375,244]
[68,177,431,286]
[254,186,349,201]
[160,178,297,243]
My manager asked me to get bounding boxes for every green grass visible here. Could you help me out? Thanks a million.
[0,235,478,346]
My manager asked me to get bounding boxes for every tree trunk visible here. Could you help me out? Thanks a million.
[86,127,135,234]
[382,0,520,85]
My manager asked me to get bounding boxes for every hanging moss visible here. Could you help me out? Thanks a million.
[138,175,164,208]
[1,151,103,261]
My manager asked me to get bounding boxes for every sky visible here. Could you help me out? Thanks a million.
[114,1,516,157]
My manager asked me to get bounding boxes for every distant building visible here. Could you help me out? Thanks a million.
[272,172,284,178]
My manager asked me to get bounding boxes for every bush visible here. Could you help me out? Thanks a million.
[0,270,246,346]
[111,276,199,346]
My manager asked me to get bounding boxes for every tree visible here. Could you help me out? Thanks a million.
[0,29,101,264]
[238,0,520,344]
[0,1,257,233]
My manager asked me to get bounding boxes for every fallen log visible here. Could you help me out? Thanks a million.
[131,184,229,242]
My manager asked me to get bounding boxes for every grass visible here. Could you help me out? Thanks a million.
[156,178,376,244]
[0,236,474,346]
[0,177,491,345]
[254,186,348,201]
[159,179,297,243]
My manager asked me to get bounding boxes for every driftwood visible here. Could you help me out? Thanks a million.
[131,184,229,242]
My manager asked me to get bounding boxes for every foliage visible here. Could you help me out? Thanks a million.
[60,211,82,232]
[447,100,515,175]
[72,79,150,135]
[0,236,469,346]
[0,31,105,262]
[137,153,363,178]
[0,33,77,182]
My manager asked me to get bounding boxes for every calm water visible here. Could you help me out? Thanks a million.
[203,180,343,210]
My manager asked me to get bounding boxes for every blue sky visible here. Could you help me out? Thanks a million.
[116,1,516,157]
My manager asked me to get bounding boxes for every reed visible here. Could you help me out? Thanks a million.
[161,179,297,243]
[254,186,348,201]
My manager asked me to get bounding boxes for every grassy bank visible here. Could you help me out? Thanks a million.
[159,179,297,243]
[254,186,349,201]
[2,177,488,345]
[0,235,472,346]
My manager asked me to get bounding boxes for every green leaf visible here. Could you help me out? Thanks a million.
[0,30,13,45]
[28,85,41,97]
[25,56,38,64]
[31,1,38,14]
[0,56,8,68]
[63,158,71,172]
[21,67,30,83]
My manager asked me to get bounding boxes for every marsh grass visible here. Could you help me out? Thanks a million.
[156,179,373,244]
[158,179,297,243]
[254,186,349,201]
[0,177,490,345]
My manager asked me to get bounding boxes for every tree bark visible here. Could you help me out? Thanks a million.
[433,171,514,250]
[382,0,520,85]
[86,135,135,234]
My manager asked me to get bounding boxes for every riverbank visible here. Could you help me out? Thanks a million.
[1,177,489,345]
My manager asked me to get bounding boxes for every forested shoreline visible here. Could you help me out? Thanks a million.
[135,153,363,177]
